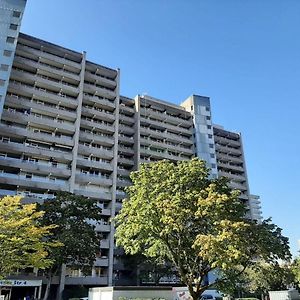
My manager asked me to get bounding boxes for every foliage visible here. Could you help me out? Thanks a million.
[0,196,59,278]
[126,254,177,285]
[291,257,300,287]
[245,262,294,294]
[222,261,294,297]
[62,285,88,300]
[38,192,102,274]
[114,159,291,300]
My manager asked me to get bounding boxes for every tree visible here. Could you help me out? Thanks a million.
[38,192,102,300]
[114,159,291,300]
[0,196,59,278]
[245,262,294,297]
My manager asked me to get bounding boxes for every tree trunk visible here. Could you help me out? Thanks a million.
[187,284,201,300]
[43,273,52,300]
[56,264,66,300]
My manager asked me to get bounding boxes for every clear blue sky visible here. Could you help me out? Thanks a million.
[21,0,300,255]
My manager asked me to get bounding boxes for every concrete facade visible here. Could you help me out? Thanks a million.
[181,95,218,178]
[0,0,26,117]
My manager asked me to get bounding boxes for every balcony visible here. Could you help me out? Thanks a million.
[0,172,69,191]
[216,161,244,172]
[0,156,71,177]
[14,55,80,82]
[140,137,193,156]
[100,208,111,217]
[83,83,116,100]
[140,108,192,126]
[95,223,111,232]
[141,116,192,135]
[115,202,123,212]
[80,119,115,134]
[65,276,108,286]
[214,135,241,147]
[79,131,115,146]
[140,148,186,162]
[0,124,74,147]
[81,106,115,123]
[119,103,135,115]
[77,144,114,160]
[75,173,113,186]
[215,152,243,164]
[100,239,110,249]
[8,81,78,109]
[73,188,112,201]
[229,181,248,192]
[118,145,134,155]
[0,140,72,162]
[215,144,242,156]
[117,157,134,166]
[17,192,55,204]
[84,71,117,89]
[239,193,250,200]
[2,110,75,134]
[76,158,113,172]
[16,44,82,70]
[117,168,132,177]
[140,127,193,145]
[118,134,134,145]
[83,94,115,110]
[118,124,135,135]
[119,113,135,125]
[218,170,246,182]
[0,189,16,197]
[5,95,77,121]
[117,179,132,188]
[11,69,79,96]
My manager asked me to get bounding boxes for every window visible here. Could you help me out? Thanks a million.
[0,64,9,71]
[3,50,12,57]
[210,153,215,158]
[0,80,5,86]
[209,144,214,148]
[208,134,213,139]
[207,125,212,129]
[9,24,18,30]
[6,37,15,44]
[191,105,193,111]
[12,11,21,18]
[211,163,216,169]
[205,106,210,112]
[206,116,211,121]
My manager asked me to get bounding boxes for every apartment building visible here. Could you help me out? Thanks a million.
[0,0,262,291]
